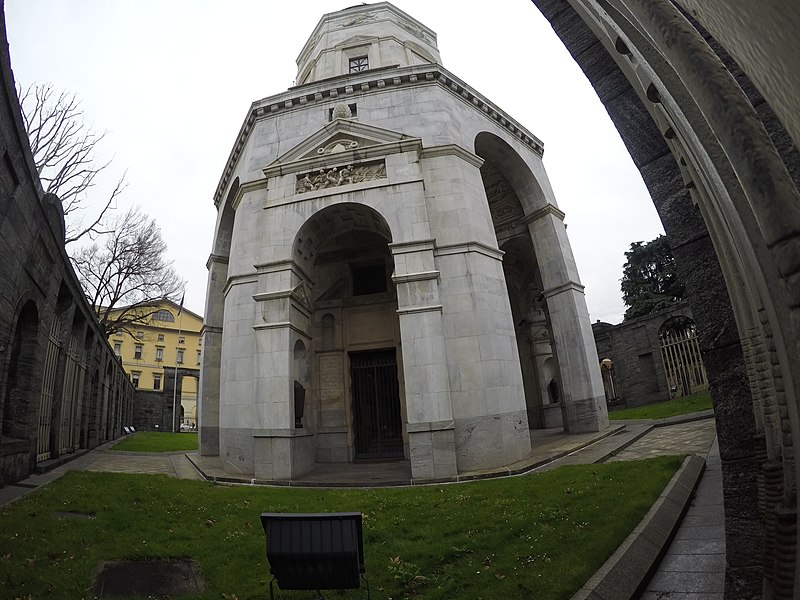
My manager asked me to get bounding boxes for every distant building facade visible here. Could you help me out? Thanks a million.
[0,11,132,485]
[201,3,608,482]
[593,302,708,409]
[106,300,203,427]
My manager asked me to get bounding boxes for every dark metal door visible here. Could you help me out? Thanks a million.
[350,349,403,459]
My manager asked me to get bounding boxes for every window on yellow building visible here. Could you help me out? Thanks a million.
[113,342,121,356]
[157,334,164,342]
[155,347,163,362]
[153,373,162,390]
[177,349,184,364]
[131,371,140,388]
[134,344,143,360]
[153,310,174,322]
[178,336,185,344]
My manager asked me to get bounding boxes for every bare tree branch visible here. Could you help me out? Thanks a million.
[72,206,185,336]
[18,82,122,243]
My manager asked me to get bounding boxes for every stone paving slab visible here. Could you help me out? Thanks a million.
[657,554,726,572]
[646,570,725,594]
[607,420,717,462]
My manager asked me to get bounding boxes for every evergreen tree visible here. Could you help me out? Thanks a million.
[620,235,684,320]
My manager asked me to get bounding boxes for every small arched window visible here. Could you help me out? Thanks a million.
[153,309,175,322]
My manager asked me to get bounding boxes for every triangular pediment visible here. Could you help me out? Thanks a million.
[335,35,379,50]
[270,119,412,167]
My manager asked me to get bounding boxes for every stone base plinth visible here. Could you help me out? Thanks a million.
[561,395,609,433]
[253,429,315,480]
[541,403,564,429]
[316,428,350,463]
[199,425,219,456]
[454,410,531,472]
[408,421,457,479]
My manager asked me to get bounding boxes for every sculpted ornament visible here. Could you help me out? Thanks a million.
[296,162,386,193]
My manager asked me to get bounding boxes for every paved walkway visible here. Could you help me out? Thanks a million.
[641,436,726,599]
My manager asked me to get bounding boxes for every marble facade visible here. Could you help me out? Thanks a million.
[200,2,608,481]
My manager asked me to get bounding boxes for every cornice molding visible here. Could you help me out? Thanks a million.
[419,144,484,169]
[214,64,544,207]
[542,281,586,298]
[434,240,504,261]
[522,204,567,224]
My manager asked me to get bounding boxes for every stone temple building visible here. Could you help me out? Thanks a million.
[200,2,608,481]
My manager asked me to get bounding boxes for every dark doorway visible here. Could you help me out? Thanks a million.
[350,349,403,459]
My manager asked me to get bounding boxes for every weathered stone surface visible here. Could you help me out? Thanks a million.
[720,456,763,568]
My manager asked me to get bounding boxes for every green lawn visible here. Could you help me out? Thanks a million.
[112,431,198,452]
[0,455,684,599]
[609,390,713,420]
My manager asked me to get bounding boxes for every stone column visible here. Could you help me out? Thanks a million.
[391,240,457,479]
[251,260,315,480]
[198,254,227,456]
[525,206,608,433]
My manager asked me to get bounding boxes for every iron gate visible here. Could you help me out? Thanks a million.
[350,349,403,459]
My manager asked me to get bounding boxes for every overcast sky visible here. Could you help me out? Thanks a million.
[5,0,664,322]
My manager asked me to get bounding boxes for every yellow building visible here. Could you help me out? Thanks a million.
[107,300,203,427]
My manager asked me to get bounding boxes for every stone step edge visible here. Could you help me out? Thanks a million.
[570,453,706,600]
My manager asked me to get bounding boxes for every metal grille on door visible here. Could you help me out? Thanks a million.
[37,317,61,462]
[350,349,403,459]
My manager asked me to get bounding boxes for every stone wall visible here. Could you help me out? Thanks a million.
[0,8,133,486]
[593,302,696,408]
[533,1,800,596]
[132,367,199,432]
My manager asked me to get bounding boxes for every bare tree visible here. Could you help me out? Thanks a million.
[72,206,185,336]
[19,82,125,244]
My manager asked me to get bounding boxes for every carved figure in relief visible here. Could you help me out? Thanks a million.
[312,169,327,189]
[338,164,354,185]
[295,162,387,193]
[325,167,340,187]
[298,173,314,192]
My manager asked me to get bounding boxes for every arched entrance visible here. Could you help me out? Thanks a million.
[293,203,404,464]
[2,301,39,440]
[658,316,707,398]
[475,131,608,434]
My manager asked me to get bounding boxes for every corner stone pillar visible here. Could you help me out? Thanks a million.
[391,240,457,479]
[199,254,227,456]
[251,261,315,480]
[526,206,608,433]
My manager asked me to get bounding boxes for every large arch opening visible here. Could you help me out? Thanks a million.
[293,203,404,463]
[474,130,607,434]
[2,301,39,440]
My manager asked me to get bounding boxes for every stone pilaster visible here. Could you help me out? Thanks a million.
[198,253,228,456]
[250,260,315,479]
[391,240,457,479]
[526,207,608,433]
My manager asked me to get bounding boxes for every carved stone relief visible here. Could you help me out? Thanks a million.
[296,161,386,194]
[341,13,377,28]
[481,159,525,231]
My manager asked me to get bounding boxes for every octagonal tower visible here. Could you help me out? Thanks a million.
[200,2,608,482]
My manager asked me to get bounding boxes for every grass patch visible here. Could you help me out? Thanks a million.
[0,455,684,599]
[609,389,713,420]
[112,431,198,452]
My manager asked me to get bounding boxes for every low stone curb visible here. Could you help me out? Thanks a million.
[570,453,706,600]
[185,425,628,488]
[610,408,715,428]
